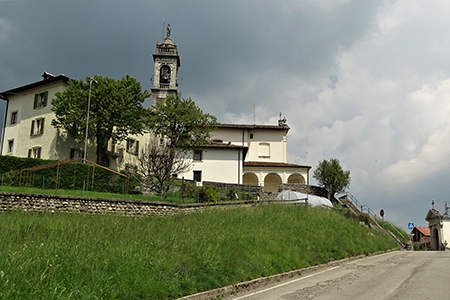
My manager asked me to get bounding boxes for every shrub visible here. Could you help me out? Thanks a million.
[183,184,198,199]
[0,156,132,194]
[239,191,255,200]
[226,188,238,200]
[198,185,218,203]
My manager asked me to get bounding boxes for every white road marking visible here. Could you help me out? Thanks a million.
[232,266,340,300]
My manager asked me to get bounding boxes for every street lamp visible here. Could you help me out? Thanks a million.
[84,79,97,161]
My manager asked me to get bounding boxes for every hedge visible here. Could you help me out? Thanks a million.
[0,156,137,194]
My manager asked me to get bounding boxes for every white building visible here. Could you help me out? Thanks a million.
[426,207,450,250]
[179,122,310,192]
[0,72,146,169]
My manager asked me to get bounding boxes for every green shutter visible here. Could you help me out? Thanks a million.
[43,91,48,107]
[30,120,35,136]
[34,94,38,109]
[37,147,41,158]
[126,139,130,152]
[135,140,139,154]
[28,149,32,158]
[40,118,45,134]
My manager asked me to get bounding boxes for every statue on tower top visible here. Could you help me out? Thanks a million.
[166,24,171,39]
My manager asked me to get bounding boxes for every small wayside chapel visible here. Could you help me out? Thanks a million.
[425,202,450,250]
[0,25,311,192]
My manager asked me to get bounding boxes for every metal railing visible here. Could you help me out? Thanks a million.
[344,192,406,243]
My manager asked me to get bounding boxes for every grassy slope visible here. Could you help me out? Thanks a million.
[0,205,397,299]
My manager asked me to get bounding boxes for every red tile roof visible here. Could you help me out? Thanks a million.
[244,161,311,169]
[1,73,70,99]
[217,124,288,131]
[415,226,430,236]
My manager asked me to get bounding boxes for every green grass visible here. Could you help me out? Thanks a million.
[375,218,408,243]
[0,185,197,204]
[0,204,398,299]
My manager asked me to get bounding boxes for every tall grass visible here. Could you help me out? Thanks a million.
[0,204,397,299]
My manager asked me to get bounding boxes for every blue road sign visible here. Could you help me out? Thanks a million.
[408,222,415,230]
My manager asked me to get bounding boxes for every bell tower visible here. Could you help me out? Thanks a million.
[151,24,181,106]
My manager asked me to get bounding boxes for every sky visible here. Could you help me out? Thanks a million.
[1,0,450,230]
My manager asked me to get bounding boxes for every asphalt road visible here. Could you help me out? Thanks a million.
[223,251,450,300]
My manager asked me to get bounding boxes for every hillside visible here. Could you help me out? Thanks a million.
[0,204,397,299]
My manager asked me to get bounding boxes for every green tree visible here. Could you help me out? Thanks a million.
[51,75,150,167]
[146,94,217,149]
[313,158,351,200]
[136,94,217,198]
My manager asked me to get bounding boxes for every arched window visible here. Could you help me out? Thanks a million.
[160,65,171,84]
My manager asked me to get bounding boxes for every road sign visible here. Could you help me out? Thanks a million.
[408,222,415,230]
[380,209,384,217]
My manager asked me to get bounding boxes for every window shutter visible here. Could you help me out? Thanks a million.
[43,91,48,107]
[40,118,45,134]
[70,148,74,158]
[37,147,41,158]
[135,140,139,154]
[28,149,32,158]
[126,139,130,152]
[30,120,35,135]
[34,94,38,109]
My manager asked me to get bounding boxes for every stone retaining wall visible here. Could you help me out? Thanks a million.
[0,192,263,216]
[0,184,327,216]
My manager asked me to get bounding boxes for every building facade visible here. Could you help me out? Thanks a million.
[179,122,311,192]
[425,208,450,250]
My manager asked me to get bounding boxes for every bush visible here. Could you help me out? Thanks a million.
[183,184,198,199]
[226,188,238,200]
[0,156,133,194]
[414,241,420,251]
[239,191,255,200]
[198,185,218,203]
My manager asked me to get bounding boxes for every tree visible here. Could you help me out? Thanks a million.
[145,94,217,149]
[313,158,351,200]
[132,138,192,198]
[51,75,150,167]
[137,94,217,198]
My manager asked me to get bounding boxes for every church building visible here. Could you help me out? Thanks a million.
[0,25,311,192]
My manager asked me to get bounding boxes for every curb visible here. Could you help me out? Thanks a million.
[177,248,399,300]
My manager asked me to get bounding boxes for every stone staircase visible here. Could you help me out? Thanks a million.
[338,193,408,250]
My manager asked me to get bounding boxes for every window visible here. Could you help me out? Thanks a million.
[70,148,84,159]
[193,170,202,182]
[10,111,18,125]
[28,147,41,158]
[160,65,171,83]
[7,140,14,153]
[34,91,48,109]
[250,133,254,139]
[30,118,45,136]
[258,143,270,158]
[126,138,139,154]
[193,150,202,161]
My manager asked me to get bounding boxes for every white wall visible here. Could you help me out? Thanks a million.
[178,147,243,184]
[210,127,287,163]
